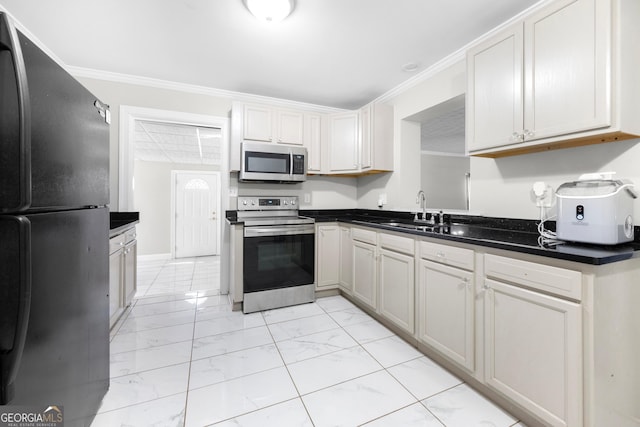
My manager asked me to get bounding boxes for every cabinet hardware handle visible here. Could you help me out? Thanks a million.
[524,129,535,138]
[436,252,445,258]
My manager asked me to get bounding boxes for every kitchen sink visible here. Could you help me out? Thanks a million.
[378,222,440,232]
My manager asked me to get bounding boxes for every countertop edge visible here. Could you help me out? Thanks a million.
[226,209,639,266]
[109,220,139,238]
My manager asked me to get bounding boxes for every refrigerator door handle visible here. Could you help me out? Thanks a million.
[0,12,32,212]
[0,216,32,404]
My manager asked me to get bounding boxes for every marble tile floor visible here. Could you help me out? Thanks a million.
[97,287,528,426]
[135,256,221,298]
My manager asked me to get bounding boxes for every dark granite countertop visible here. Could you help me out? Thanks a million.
[306,209,640,265]
[227,208,640,265]
[110,211,139,237]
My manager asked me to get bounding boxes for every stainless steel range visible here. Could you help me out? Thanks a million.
[238,196,315,313]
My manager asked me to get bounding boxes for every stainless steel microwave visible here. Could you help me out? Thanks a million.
[240,141,307,183]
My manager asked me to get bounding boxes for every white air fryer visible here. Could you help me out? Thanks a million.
[555,177,637,245]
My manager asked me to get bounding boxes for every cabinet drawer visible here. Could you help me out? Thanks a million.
[379,232,415,256]
[420,241,474,271]
[351,227,377,245]
[109,234,125,255]
[124,228,137,244]
[485,254,582,301]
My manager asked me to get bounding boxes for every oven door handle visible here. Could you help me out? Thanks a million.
[244,224,315,237]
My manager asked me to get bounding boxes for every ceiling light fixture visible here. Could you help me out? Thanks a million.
[243,0,295,22]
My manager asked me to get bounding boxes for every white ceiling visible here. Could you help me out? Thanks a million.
[1,0,541,110]
[135,121,222,165]
[414,95,466,155]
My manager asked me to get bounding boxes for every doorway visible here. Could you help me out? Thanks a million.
[120,106,229,296]
[172,171,220,258]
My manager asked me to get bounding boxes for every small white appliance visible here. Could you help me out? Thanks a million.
[555,178,637,245]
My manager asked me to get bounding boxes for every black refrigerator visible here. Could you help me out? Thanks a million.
[0,12,109,426]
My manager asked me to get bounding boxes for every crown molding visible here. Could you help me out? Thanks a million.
[69,66,347,114]
[374,0,554,106]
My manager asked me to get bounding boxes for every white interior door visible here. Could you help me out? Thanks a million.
[174,171,219,258]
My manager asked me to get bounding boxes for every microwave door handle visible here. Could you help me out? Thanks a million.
[289,150,294,178]
[0,13,32,212]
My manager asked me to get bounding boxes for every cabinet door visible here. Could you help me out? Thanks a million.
[243,104,273,142]
[276,109,304,145]
[352,240,376,309]
[108,249,123,328]
[485,278,582,427]
[379,248,414,333]
[304,114,323,172]
[339,226,353,293]
[123,240,137,306]
[360,104,372,170]
[467,23,524,151]
[328,112,359,172]
[523,0,610,141]
[316,224,340,289]
[417,260,474,372]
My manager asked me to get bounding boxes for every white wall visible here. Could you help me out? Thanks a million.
[76,77,233,210]
[470,138,640,220]
[134,160,221,256]
[366,58,640,222]
[421,154,470,210]
[231,175,357,210]
[358,60,467,212]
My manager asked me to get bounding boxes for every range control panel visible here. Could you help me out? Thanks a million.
[237,196,298,211]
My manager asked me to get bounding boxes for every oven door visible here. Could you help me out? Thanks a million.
[243,224,315,293]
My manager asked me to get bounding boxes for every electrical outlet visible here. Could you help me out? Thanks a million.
[303,193,311,204]
[536,185,554,208]
[229,187,238,197]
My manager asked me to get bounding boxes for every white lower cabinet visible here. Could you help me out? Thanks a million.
[417,259,475,372]
[123,229,137,306]
[378,233,415,334]
[109,227,137,329]
[319,223,637,426]
[316,223,340,289]
[339,226,353,293]
[108,240,124,327]
[483,253,583,427]
[484,277,582,427]
[352,239,377,310]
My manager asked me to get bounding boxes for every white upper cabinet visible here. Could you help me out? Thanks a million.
[243,103,304,145]
[328,111,360,173]
[304,113,324,173]
[467,24,524,151]
[467,0,640,157]
[327,102,394,175]
[359,102,394,172]
[243,104,273,142]
[231,100,394,174]
[230,101,323,171]
[523,0,609,141]
[274,109,304,145]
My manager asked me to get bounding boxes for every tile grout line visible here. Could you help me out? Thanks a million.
[261,309,317,426]
[180,296,198,427]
